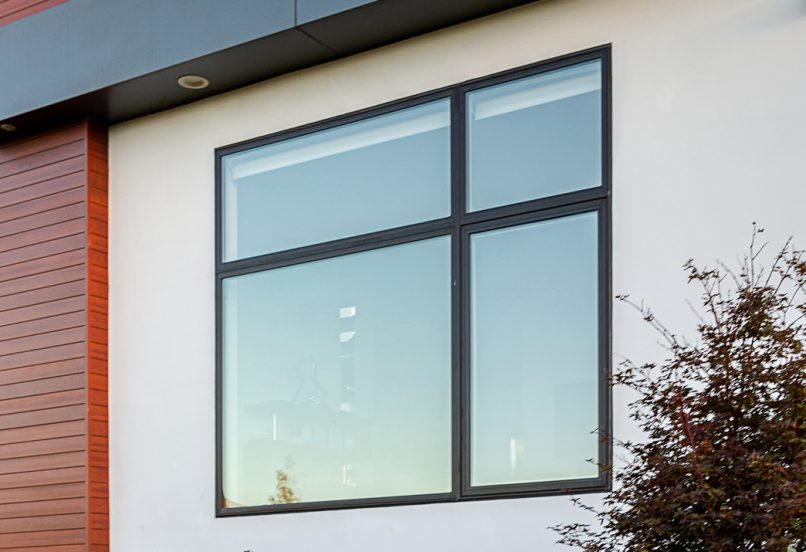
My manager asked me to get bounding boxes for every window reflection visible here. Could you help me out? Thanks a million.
[470,212,600,486]
[222,100,451,260]
[222,237,452,505]
[467,61,602,211]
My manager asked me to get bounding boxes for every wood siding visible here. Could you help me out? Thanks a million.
[0,0,68,27]
[0,122,107,551]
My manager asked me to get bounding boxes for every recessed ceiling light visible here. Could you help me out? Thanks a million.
[0,123,16,132]
[177,75,210,90]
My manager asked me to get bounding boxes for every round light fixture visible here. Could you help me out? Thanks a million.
[177,75,210,90]
[0,123,16,132]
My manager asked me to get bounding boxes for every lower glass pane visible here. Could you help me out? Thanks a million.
[470,212,599,487]
[222,237,452,506]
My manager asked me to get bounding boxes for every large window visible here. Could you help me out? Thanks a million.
[215,47,611,515]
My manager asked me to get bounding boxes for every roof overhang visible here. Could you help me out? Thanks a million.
[0,0,536,142]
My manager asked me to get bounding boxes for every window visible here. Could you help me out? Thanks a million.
[215,47,611,515]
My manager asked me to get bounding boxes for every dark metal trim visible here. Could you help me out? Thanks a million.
[450,87,463,500]
[214,45,612,517]
[460,187,607,226]
[598,193,614,493]
[214,151,224,517]
[217,480,608,518]
[219,218,455,276]
[599,45,614,493]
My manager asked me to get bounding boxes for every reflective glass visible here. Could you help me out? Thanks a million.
[222,100,451,261]
[222,237,452,505]
[470,212,599,486]
[467,61,602,211]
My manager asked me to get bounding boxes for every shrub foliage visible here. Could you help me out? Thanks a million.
[554,229,805,551]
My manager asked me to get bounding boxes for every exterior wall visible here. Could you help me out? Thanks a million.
[108,0,806,550]
[0,122,108,550]
[0,0,68,27]
[84,123,109,552]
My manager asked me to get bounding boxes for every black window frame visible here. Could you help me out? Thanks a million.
[214,45,612,517]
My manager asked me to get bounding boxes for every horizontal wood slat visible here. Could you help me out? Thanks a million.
[0,265,84,299]
[0,496,84,520]
[0,420,85,446]
[0,327,85,356]
[0,188,86,226]
[0,233,85,269]
[0,126,83,161]
[0,389,84,418]
[0,141,84,179]
[0,359,85,387]
[0,404,85,431]
[0,157,83,196]
[0,280,85,313]
[0,122,107,550]
[1,546,85,552]
[0,376,85,402]
[0,296,84,327]
[0,171,84,210]
[0,312,85,343]
[0,436,84,462]
[0,218,85,256]
[0,528,84,549]
[0,466,85,490]
[0,343,86,372]
[0,204,85,242]
[0,452,86,477]
[0,512,86,535]
[0,482,84,506]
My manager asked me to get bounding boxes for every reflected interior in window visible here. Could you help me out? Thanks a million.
[222,237,452,506]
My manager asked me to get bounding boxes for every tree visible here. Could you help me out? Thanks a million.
[268,469,300,505]
[554,228,806,551]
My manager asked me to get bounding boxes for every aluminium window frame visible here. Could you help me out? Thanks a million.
[214,44,612,517]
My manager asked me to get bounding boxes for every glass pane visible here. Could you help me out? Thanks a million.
[222,237,452,506]
[222,100,451,261]
[470,212,599,486]
[467,61,602,212]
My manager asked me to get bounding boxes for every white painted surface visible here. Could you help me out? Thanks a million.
[108,0,806,549]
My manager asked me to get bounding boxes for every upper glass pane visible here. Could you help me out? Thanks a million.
[222,100,451,261]
[469,212,599,487]
[222,237,452,506]
[466,61,602,212]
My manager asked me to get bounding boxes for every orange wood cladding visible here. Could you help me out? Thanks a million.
[0,122,108,551]
[0,0,68,27]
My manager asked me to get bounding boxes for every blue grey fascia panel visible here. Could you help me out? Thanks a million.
[1,0,296,119]
[0,0,536,136]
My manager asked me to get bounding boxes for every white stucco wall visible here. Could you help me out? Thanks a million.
[108,0,806,549]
